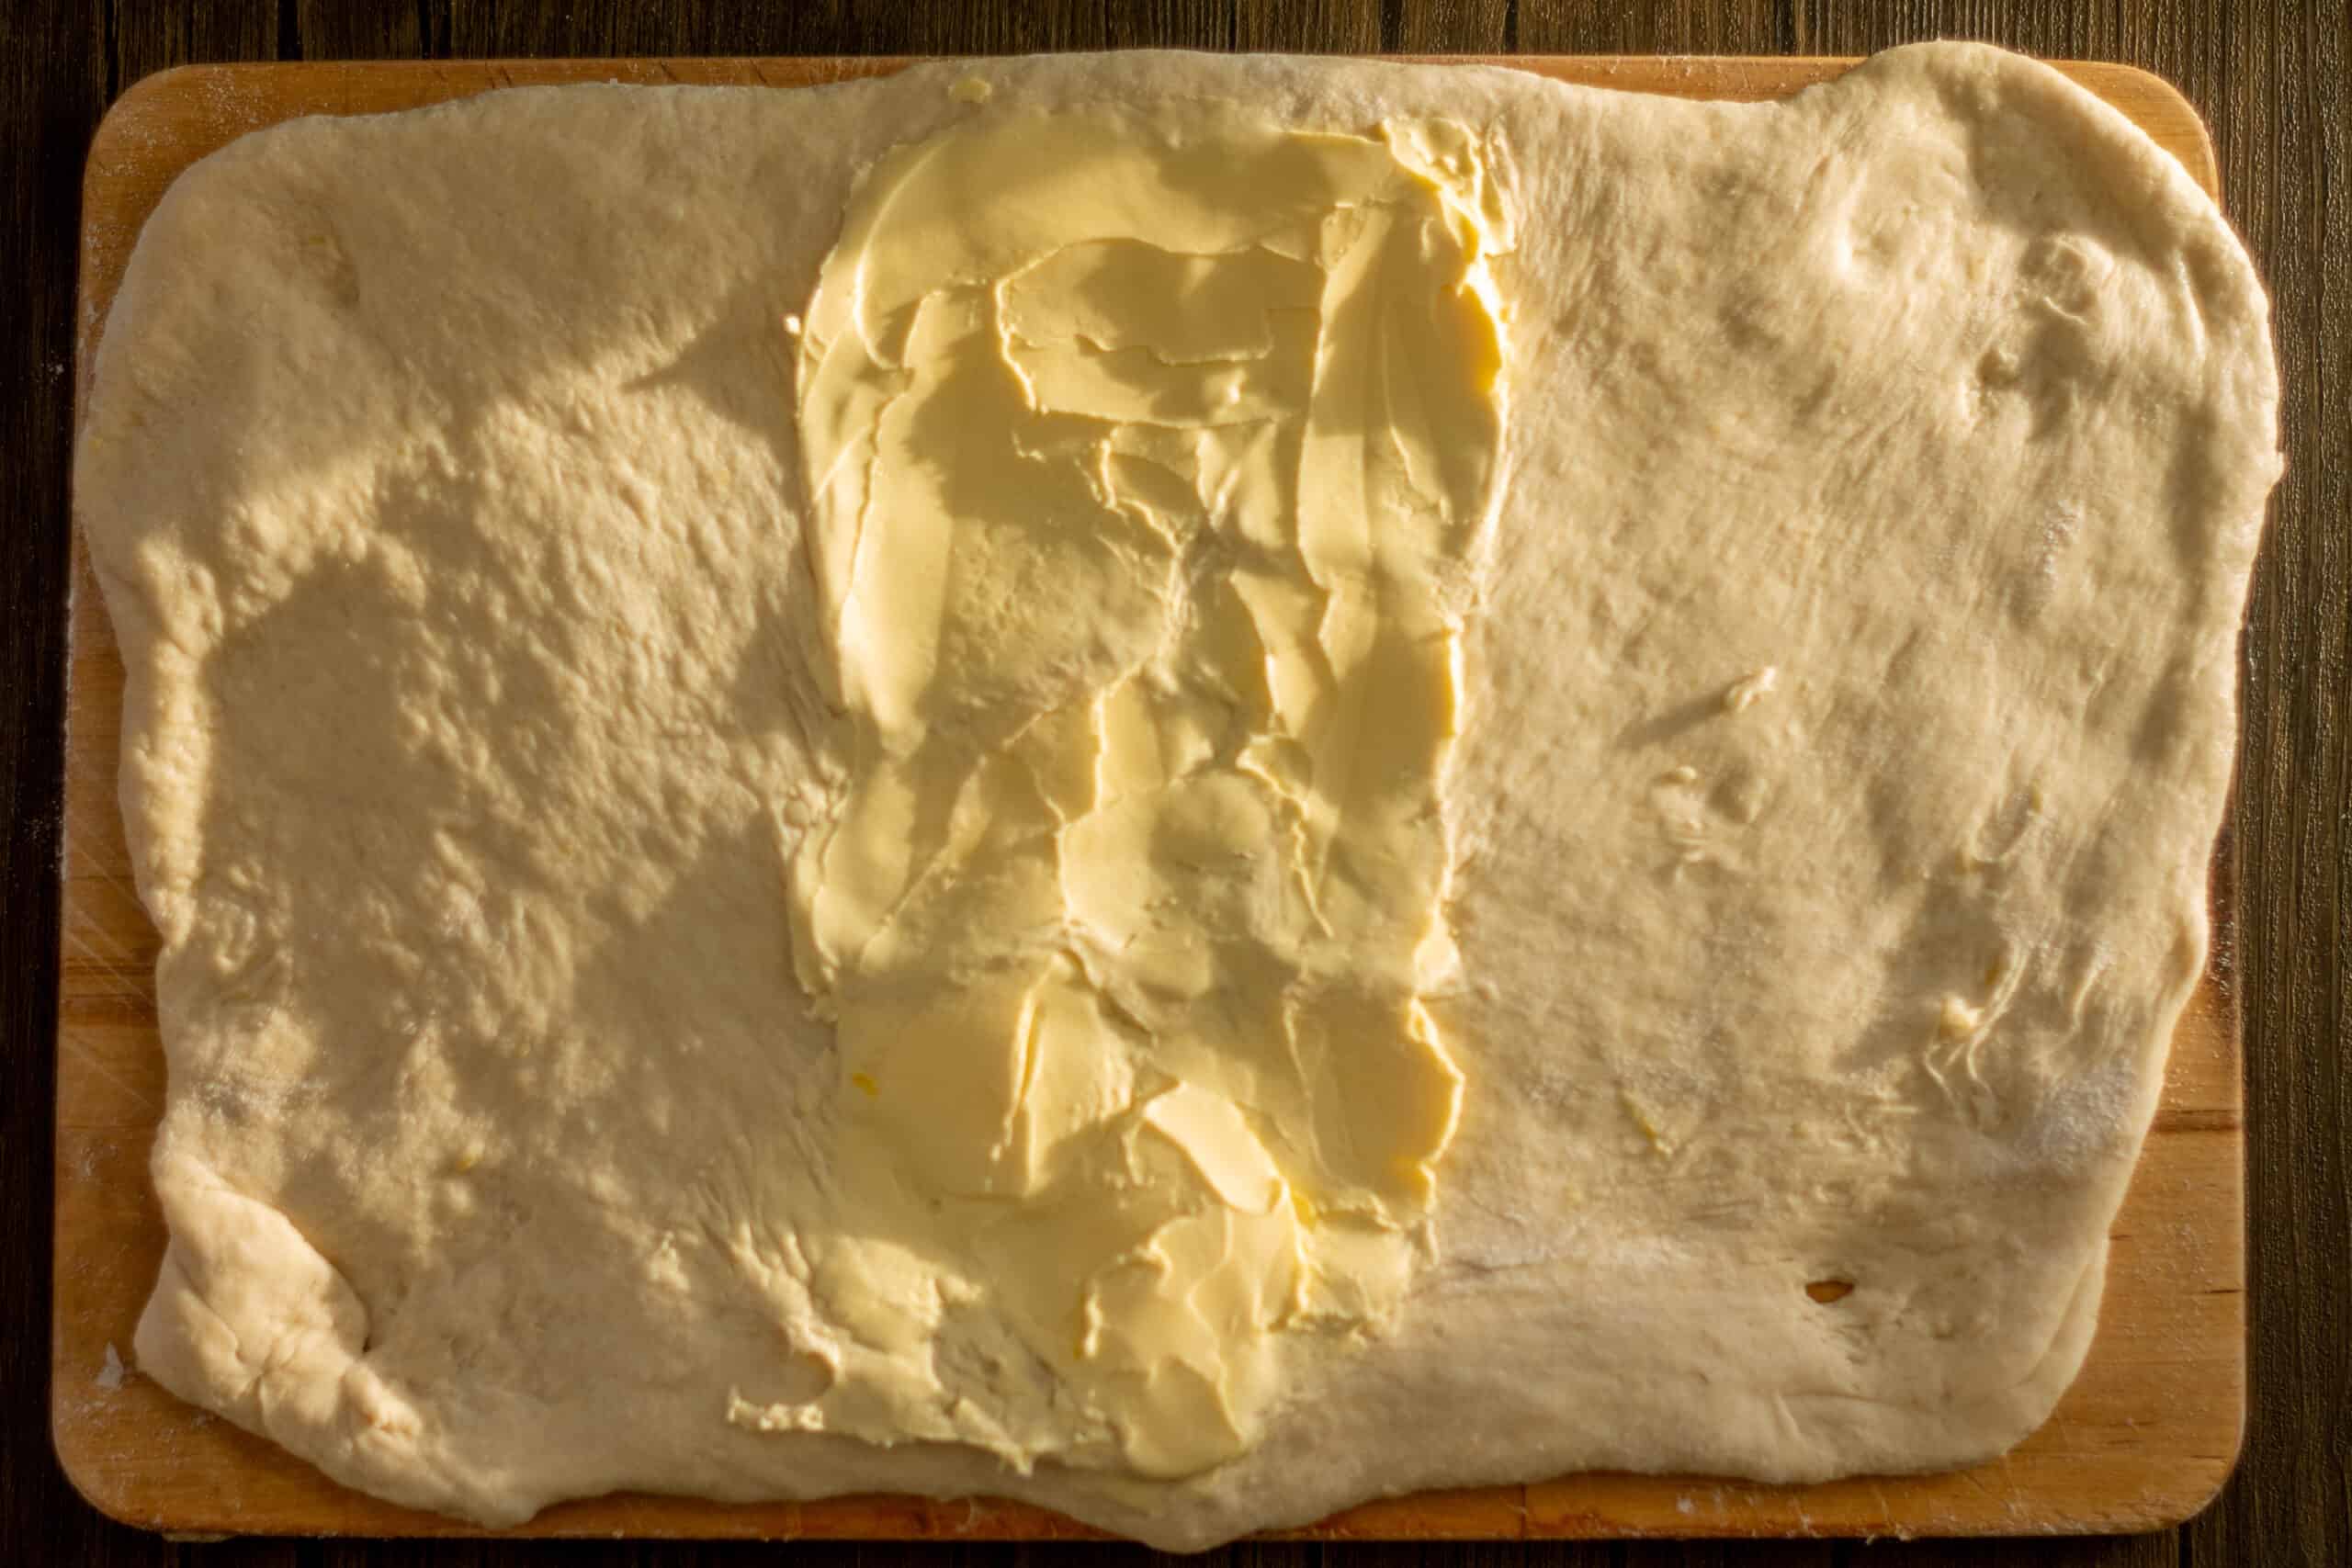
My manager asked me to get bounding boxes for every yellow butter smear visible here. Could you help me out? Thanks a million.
[754,101,1510,1479]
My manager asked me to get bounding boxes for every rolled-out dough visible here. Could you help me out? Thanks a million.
[75,44,2278,1550]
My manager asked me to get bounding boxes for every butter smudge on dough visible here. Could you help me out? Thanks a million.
[770,102,1509,1476]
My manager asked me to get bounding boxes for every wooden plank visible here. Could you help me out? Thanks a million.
[54,54,2241,1545]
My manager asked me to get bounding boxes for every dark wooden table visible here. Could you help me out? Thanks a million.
[5,3,2343,1565]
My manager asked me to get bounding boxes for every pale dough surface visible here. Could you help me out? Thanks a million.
[75,45,2278,1550]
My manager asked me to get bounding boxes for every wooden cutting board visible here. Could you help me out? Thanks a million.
[55,54,2245,1544]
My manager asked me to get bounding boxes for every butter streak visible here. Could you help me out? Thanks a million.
[760,101,1510,1479]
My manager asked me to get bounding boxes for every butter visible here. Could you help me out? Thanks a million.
[770,99,1510,1478]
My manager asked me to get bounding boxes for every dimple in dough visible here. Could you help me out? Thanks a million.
[75,44,2278,1551]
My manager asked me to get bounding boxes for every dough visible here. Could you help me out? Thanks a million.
[74,44,2278,1550]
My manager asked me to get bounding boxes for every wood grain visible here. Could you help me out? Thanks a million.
[51,53,2244,1548]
